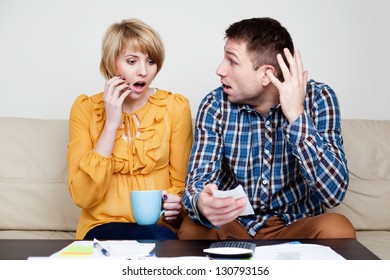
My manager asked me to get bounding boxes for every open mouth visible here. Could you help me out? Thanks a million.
[132,81,146,92]
[223,83,232,90]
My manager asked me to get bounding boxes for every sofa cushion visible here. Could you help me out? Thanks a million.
[0,117,80,232]
[0,230,75,240]
[328,120,390,231]
[356,231,390,260]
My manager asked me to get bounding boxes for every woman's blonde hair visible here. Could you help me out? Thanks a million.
[100,18,165,80]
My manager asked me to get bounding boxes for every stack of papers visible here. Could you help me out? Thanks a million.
[37,240,345,260]
[252,243,345,260]
[49,240,155,260]
[157,243,344,260]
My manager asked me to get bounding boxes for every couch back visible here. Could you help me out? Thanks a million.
[329,119,390,231]
[0,117,80,232]
[1,117,389,234]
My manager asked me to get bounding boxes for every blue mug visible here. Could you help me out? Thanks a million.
[130,190,165,225]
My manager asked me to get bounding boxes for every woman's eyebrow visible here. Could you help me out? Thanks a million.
[124,53,139,58]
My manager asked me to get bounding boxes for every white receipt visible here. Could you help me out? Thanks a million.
[212,185,255,216]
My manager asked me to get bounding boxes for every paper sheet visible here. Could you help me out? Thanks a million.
[252,243,345,260]
[50,240,155,260]
[212,184,254,216]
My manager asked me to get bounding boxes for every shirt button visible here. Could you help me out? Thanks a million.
[265,120,271,126]
[260,205,267,212]
[262,179,268,185]
[265,149,270,155]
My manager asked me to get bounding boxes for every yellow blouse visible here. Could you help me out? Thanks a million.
[67,89,193,239]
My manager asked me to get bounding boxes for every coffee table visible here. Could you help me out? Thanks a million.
[0,238,379,260]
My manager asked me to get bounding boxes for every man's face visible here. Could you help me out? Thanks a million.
[216,39,263,106]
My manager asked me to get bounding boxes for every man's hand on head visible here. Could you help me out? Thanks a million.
[266,48,308,124]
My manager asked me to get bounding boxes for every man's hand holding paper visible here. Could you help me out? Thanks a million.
[212,184,255,216]
[197,184,254,227]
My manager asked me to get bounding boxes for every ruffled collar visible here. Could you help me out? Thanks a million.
[90,89,172,175]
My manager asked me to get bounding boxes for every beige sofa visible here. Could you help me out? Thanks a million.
[0,117,389,259]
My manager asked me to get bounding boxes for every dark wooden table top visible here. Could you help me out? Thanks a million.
[0,238,380,260]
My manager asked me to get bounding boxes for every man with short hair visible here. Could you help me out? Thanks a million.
[179,17,356,240]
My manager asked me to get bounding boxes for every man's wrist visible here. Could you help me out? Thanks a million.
[190,192,216,228]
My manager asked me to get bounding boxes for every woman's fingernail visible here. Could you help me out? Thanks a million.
[162,194,168,200]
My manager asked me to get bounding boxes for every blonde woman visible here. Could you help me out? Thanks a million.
[68,18,192,240]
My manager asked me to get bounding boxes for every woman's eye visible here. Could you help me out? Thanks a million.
[127,59,136,65]
[148,59,156,65]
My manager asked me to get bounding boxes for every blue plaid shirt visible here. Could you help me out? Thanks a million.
[183,80,349,237]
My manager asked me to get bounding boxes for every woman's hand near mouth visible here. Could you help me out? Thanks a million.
[94,76,131,158]
[103,76,132,130]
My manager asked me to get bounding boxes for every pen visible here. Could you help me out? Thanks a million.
[93,238,111,257]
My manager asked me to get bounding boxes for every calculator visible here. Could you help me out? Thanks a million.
[203,241,256,258]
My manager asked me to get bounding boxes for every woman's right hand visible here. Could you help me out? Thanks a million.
[103,76,132,130]
[94,76,131,157]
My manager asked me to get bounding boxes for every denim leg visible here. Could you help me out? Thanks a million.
[84,222,178,240]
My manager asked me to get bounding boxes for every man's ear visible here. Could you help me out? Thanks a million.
[261,65,276,86]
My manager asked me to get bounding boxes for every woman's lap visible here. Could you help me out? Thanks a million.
[84,222,178,240]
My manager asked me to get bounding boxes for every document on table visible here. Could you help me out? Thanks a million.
[212,184,254,216]
[151,243,345,260]
[49,240,155,260]
[252,243,345,260]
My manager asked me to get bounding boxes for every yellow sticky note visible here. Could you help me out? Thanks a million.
[59,245,94,257]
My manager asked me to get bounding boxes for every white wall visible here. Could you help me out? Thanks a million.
[1,0,389,120]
